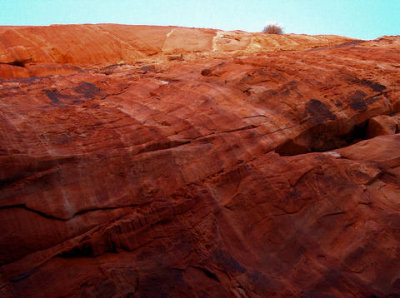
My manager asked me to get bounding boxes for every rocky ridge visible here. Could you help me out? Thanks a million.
[0,25,400,297]
[0,24,353,78]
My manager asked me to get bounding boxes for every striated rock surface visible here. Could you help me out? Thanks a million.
[0,24,353,78]
[0,25,400,297]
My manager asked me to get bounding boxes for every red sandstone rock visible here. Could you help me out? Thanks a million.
[366,114,400,138]
[0,64,29,78]
[0,24,353,78]
[0,25,400,297]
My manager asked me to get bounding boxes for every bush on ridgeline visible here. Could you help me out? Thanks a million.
[262,24,284,34]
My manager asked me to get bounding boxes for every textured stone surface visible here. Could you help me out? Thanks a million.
[366,114,400,138]
[0,25,400,297]
[0,24,354,78]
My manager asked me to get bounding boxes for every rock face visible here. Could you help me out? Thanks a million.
[0,25,400,297]
[0,24,353,78]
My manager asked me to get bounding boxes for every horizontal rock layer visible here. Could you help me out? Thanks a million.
[0,25,400,297]
[0,24,354,78]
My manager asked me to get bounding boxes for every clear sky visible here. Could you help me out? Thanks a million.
[0,0,399,40]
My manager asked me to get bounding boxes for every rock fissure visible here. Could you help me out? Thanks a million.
[0,60,28,68]
[275,114,394,156]
[192,266,220,282]
[0,203,140,221]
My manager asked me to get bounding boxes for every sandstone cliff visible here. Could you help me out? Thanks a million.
[0,24,353,78]
[0,25,400,297]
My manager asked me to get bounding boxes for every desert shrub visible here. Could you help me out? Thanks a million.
[262,24,284,34]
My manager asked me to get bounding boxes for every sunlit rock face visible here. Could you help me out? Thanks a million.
[0,25,400,297]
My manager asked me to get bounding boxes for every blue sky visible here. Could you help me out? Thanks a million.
[0,0,399,40]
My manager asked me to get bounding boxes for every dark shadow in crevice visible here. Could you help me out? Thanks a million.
[192,267,220,282]
[59,243,95,258]
[276,119,371,156]
[1,59,32,68]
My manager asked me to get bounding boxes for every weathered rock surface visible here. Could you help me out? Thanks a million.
[0,24,353,78]
[366,114,400,138]
[0,25,400,297]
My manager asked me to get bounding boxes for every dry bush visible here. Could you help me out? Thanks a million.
[262,24,284,34]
